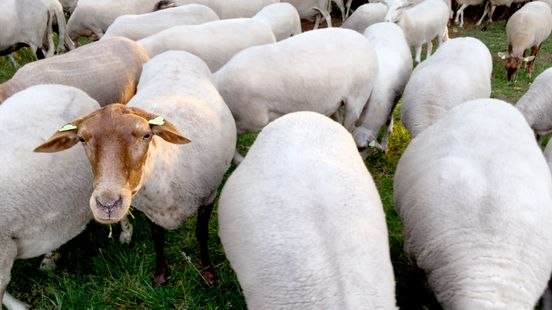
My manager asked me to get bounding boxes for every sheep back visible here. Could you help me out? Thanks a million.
[516,68,552,135]
[341,3,388,33]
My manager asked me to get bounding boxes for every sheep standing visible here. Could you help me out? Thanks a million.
[497,1,552,81]
[102,4,220,41]
[454,0,485,28]
[400,37,492,137]
[476,0,513,26]
[353,22,412,152]
[385,0,449,63]
[341,3,388,33]
[0,85,99,310]
[171,0,279,19]
[35,51,236,286]
[252,3,302,41]
[394,99,552,308]
[516,68,552,136]
[283,0,333,29]
[214,28,378,136]
[219,111,396,309]
[0,37,149,105]
[138,18,276,72]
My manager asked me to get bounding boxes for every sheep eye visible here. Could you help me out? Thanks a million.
[78,136,85,143]
[143,133,152,140]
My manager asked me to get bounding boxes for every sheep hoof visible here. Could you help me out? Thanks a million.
[201,267,217,286]
[119,228,133,244]
[153,265,169,286]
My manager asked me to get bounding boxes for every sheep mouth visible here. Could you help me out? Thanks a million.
[92,197,130,224]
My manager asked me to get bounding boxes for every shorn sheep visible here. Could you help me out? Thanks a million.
[385,0,449,63]
[394,99,552,308]
[214,28,378,135]
[341,3,388,33]
[1,85,99,310]
[219,111,396,309]
[252,3,302,41]
[102,4,220,41]
[497,0,552,81]
[283,0,333,29]
[35,51,236,285]
[516,67,552,136]
[171,0,279,19]
[400,37,492,138]
[353,22,412,152]
[0,37,149,105]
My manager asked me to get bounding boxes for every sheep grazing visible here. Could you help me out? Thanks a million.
[102,4,220,41]
[172,0,279,19]
[454,0,485,28]
[400,37,492,138]
[139,18,276,72]
[0,37,149,105]
[219,111,396,310]
[35,51,236,286]
[516,68,552,136]
[214,28,378,136]
[1,0,70,62]
[252,3,302,41]
[283,0,333,29]
[385,0,449,63]
[497,1,552,81]
[394,99,552,309]
[353,22,412,152]
[0,85,99,310]
[341,3,388,33]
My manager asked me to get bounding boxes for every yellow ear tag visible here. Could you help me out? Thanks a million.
[58,124,77,132]
[148,116,165,126]
[368,141,377,148]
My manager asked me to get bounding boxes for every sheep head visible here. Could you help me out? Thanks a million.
[34,104,190,224]
[498,52,535,81]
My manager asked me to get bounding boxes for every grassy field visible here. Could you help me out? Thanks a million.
[2,10,552,310]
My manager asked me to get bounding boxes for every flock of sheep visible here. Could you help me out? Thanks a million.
[2,0,552,309]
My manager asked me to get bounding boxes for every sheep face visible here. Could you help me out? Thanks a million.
[498,52,535,81]
[384,0,410,22]
[34,104,190,224]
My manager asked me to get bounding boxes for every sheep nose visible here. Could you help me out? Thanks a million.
[96,196,122,213]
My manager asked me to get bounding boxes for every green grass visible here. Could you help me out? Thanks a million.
[3,13,552,309]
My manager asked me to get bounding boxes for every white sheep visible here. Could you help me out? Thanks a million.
[138,18,276,72]
[59,0,78,13]
[385,0,449,63]
[171,0,279,19]
[35,51,236,286]
[0,37,149,106]
[394,99,552,309]
[341,3,388,33]
[0,85,99,310]
[102,4,220,41]
[516,67,552,136]
[283,0,333,29]
[454,0,485,28]
[400,37,492,138]
[353,22,412,152]
[497,1,552,81]
[252,3,302,41]
[476,0,513,26]
[214,28,378,138]
[218,111,396,310]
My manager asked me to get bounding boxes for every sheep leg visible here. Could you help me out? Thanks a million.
[381,115,394,153]
[39,250,61,270]
[196,202,217,285]
[1,241,26,310]
[344,98,365,131]
[455,4,467,27]
[527,44,541,77]
[333,0,346,21]
[149,220,169,286]
[313,7,332,28]
[487,4,496,22]
[426,40,433,59]
[118,215,133,244]
[345,0,352,18]
[313,14,321,29]
[415,45,422,63]
[476,2,489,25]
[3,292,28,310]
[45,11,55,58]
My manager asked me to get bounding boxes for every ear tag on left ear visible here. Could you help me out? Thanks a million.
[148,116,165,126]
[369,141,377,148]
[58,124,77,132]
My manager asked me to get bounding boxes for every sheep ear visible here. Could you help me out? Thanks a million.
[150,116,191,145]
[34,122,82,153]
[497,52,508,60]
[524,55,535,62]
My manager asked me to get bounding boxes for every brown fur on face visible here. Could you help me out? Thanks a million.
[505,55,523,81]
[34,104,190,224]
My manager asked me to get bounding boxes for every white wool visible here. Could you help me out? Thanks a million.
[516,68,552,135]
[341,3,388,33]
[252,3,302,41]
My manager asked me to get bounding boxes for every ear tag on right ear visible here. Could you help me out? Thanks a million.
[369,141,377,148]
[148,116,165,126]
[58,124,77,132]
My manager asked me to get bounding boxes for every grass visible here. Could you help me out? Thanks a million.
[2,11,552,309]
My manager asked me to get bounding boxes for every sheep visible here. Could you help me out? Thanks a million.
[400,37,492,138]
[67,0,166,40]
[0,37,149,106]
[0,84,100,310]
[454,0,485,28]
[341,3,388,33]
[138,18,276,72]
[476,0,513,26]
[34,51,237,286]
[516,67,552,136]
[1,0,70,63]
[385,0,449,63]
[394,98,552,309]
[218,111,396,310]
[331,0,352,20]
[102,4,220,41]
[171,0,279,19]
[59,0,78,13]
[214,28,378,138]
[283,0,333,29]
[353,22,412,152]
[497,1,552,81]
[252,3,302,41]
